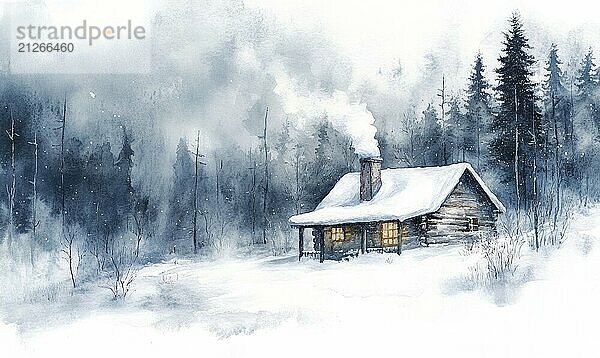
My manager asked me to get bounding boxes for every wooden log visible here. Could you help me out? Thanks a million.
[429,212,495,220]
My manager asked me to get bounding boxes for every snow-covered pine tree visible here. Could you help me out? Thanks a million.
[464,53,493,170]
[576,48,597,102]
[115,129,135,231]
[573,48,600,205]
[543,43,569,218]
[491,12,544,207]
[165,138,195,250]
[546,44,567,97]
[575,48,600,133]
[421,103,443,166]
[544,44,574,180]
[446,96,463,163]
[308,120,353,207]
[84,142,119,253]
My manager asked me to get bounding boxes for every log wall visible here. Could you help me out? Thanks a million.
[424,171,498,244]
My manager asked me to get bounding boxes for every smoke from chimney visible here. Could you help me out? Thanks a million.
[273,71,380,159]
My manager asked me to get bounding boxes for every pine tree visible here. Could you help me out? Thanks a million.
[115,129,135,231]
[446,96,463,163]
[116,129,134,191]
[311,122,336,202]
[544,43,568,224]
[421,103,442,166]
[85,142,120,252]
[544,44,569,165]
[166,138,195,247]
[544,44,571,163]
[576,48,597,101]
[491,12,543,206]
[309,121,352,206]
[545,44,566,97]
[575,48,600,133]
[573,48,600,204]
[465,53,492,169]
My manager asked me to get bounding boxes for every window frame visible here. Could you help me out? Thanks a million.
[380,221,399,247]
[328,226,345,242]
[467,217,479,232]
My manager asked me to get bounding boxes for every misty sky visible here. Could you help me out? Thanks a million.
[2,0,599,175]
[246,0,600,87]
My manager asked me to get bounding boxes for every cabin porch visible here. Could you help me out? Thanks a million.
[295,220,419,262]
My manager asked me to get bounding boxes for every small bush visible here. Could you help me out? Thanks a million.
[479,235,525,280]
[464,232,525,285]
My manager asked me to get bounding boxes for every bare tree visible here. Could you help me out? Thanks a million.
[5,107,18,250]
[59,99,67,239]
[191,130,206,254]
[247,148,257,243]
[292,145,308,215]
[55,99,74,287]
[437,76,448,164]
[61,231,84,289]
[260,107,269,245]
[549,92,562,240]
[28,132,40,267]
[87,238,105,276]
[132,196,154,258]
[530,103,541,251]
[397,110,418,166]
[200,209,214,248]
[102,238,137,299]
[52,99,68,245]
[212,159,229,249]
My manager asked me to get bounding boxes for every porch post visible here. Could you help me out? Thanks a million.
[298,227,304,261]
[397,220,403,256]
[361,226,366,254]
[319,230,325,263]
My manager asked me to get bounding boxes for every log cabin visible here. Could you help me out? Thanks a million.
[289,158,506,262]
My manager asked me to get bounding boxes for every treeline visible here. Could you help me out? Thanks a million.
[379,13,600,249]
[0,78,356,272]
[2,12,600,278]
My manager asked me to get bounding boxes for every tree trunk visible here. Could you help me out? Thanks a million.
[29,132,39,267]
[514,86,521,235]
[193,130,200,254]
[60,99,67,239]
[262,107,269,245]
[551,93,561,243]
[6,107,16,250]
[531,104,540,251]
[249,150,257,244]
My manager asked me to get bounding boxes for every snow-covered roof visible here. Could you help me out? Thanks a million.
[289,163,505,226]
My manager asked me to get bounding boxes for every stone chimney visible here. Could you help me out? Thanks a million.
[359,157,382,201]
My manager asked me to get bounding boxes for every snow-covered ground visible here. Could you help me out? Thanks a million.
[2,207,600,358]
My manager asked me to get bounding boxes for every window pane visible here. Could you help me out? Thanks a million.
[381,221,399,246]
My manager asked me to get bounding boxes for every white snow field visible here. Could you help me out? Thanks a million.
[2,207,600,358]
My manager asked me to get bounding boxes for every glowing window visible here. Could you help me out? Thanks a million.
[330,227,345,242]
[381,221,399,246]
